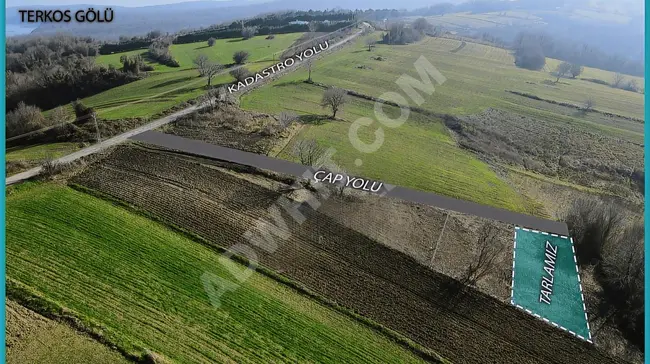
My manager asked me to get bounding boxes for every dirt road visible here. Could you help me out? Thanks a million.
[5,24,368,186]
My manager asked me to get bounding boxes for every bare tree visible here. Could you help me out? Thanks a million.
[308,21,319,33]
[413,17,430,33]
[241,26,258,40]
[201,62,224,87]
[278,111,298,129]
[233,50,250,65]
[462,223,505,286]
[207,37,216,47]
[230,67,251,83]
[193,54,210,76]
[583,97,595,112]
[365,37,376,51]
[321,87,347,118]
[569,63,583,78]
[293,139,325,166]
[554,61,572,82]
[612,72,625,88]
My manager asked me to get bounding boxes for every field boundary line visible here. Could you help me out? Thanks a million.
[511,226,593,344]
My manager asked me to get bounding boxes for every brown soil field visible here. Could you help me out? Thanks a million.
[448,108,643,204]
[72,144,623,364]
[161,104,284,155]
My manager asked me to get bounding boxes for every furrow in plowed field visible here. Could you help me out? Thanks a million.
[73,145,621,364]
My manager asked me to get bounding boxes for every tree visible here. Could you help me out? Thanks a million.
[147,30,162,40]
[569,63,583,78]
[461,222,505,286]
[229,67,251,83]
[241,26,257,40]
[321,87,347,118]
[413,17,430,33]
[554,61,572,82]
[293,139,325,166]
[278,111,298,129]
[563,198,623,265]
[233,50,250,65]
[308,21,319,33]
[207,37,216,47]
[193,54,209,76]
[623,79,639,92]
[612,72,625,88]
[6,102,47,138]
[583,98,595,112]
[514,37,545,71]
[193,55,223,87]
[365,37,376,51]
[49,106,71,125]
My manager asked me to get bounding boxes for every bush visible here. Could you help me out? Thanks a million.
[265,34,275,40]
[207,37,216,47]
[233,50,250,65]
[6,102,48,138]
[229,67,251,83]
[242,26,258,40]
[563,198,623,266]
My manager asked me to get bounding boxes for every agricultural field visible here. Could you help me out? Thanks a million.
[6,182,430,364]
[6,300,130,364]
[248,81,538,214]
[71,144,620,364]
[83,33,303,120]
[240,34,643,215]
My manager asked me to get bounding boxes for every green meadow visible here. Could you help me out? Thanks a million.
[6,183,429,364]
[241,34,643,213]
[86,33,302,119]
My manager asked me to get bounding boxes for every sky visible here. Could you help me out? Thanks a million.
[6,0,231,7]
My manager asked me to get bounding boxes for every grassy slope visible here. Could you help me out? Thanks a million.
[6,183,426,364]
[244,81,537,213]
[86,33,302,120]
[6,300,131,364]
[241,35,642,213]
[256,36,643,120]
[6,143,80,162]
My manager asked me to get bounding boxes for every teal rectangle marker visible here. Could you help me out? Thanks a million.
[512,227,592,342]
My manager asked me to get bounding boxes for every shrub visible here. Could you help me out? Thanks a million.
[207,37,216,47]
[6,102,47,138]
[241,26,257,40]
[265,34,275,40]
[563,198,623,266]
[233,50,250,65]
[229,67,251,83]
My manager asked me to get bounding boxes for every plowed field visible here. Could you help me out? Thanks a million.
[73,144,622,364]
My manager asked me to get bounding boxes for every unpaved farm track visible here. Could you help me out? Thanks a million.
[73,145,622,364]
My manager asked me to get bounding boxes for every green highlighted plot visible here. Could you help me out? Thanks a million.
[511,227,592,342]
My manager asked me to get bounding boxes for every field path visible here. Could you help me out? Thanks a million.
[5,24,369,186]
[130,130,569,234]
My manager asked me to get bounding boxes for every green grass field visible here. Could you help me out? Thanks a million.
[6,183,428,364]
[6,143,80,162]
[85,33,302,119]
[244,81,538,214]
[241,34,643,214]
[252,36,643,120]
